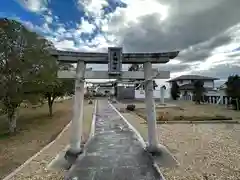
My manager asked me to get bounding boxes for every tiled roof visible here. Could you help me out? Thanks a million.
[167,75,219,82]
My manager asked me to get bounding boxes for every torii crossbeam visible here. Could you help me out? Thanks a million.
[50,49,179,64]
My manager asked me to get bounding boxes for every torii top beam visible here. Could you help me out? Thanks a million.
[49,49,180,64]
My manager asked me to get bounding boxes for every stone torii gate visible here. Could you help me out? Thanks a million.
[50,47,179,159]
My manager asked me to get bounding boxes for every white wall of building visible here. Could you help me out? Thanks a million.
[207,90,227,96]
[135,90,167,99]
[204,80,215,88]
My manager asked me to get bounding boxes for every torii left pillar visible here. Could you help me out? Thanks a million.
[65,61,85,161]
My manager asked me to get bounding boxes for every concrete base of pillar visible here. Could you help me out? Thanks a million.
[64,148,83,166]
[47,146,83,171]
[146,144,163,156]
[146,143,179,168]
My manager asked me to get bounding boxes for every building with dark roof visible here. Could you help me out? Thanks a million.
[167,75,219,97]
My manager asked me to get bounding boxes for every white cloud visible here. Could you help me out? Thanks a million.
[78,0,108,17]
[57,26,66,34]
[18,0,240,84]
[102,0,169,34]
[42,23,51,32]
[79,18,95,34]
[86,34,117,51]
[120,0,169,22]
[21,20,52,34]
[44,14,53,23]
[17,0,49,13]
[54,40,76,50]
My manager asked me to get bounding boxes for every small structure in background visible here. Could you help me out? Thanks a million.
[160,85,167,104]
[167,75,235,106]
[167,75,219,100]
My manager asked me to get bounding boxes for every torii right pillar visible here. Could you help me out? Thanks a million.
[144,62,178,166]
[144,62,159,152]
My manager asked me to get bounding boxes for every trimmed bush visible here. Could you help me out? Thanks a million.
[126,104,136,111]
[88,100,93,104]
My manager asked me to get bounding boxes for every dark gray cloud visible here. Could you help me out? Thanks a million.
[192,64,240,80]
[109,0,240,62]
[105,0,240,79]
[69,0,240,83]
[178,33,232,62]
[154,63,191,73]
[194,64,240,87]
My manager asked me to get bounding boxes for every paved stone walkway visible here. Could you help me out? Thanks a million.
[66,100,163,180]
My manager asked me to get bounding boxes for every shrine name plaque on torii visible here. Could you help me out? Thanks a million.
[50,47,179,160]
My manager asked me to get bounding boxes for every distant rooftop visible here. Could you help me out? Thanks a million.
[167,75,219,82]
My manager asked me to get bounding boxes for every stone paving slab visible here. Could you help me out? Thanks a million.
[66,100,163,180]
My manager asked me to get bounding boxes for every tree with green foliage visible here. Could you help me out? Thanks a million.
[0,18,55,133]
[152,80,158,90]
[193,80,205,104]
[170,81,180,100]
[225,75,240,110]
[38,61,75,116]
[41,78,74,116]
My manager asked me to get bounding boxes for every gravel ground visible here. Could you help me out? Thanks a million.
[5,125,69,180]
[113,103,240,180]
[158,123,240,180]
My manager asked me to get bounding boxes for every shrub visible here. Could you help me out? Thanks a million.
[225,75,240,110]
[171,81,180,100]
[88,100,93,104]
[157,111,169,121]
[126,104,135,111]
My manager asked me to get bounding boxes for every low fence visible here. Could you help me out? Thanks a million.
[181,95,232,105]
[55,96,72,102]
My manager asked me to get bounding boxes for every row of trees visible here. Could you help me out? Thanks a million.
[0,18,74,134]
[170,75,240,110]
[225,75,240,110]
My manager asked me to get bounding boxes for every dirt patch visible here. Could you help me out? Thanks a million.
[134,102,239,122]
[0,100,73,179]
[3,101,95,180]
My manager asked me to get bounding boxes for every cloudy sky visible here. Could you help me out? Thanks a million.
[1,0,240,87]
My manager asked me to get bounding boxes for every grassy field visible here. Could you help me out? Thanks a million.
[0,99,95,179]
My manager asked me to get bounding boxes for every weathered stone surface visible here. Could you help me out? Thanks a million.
[66,100,163,180]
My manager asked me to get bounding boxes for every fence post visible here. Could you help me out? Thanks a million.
[236,98,239,110]
[160,87,165,104]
